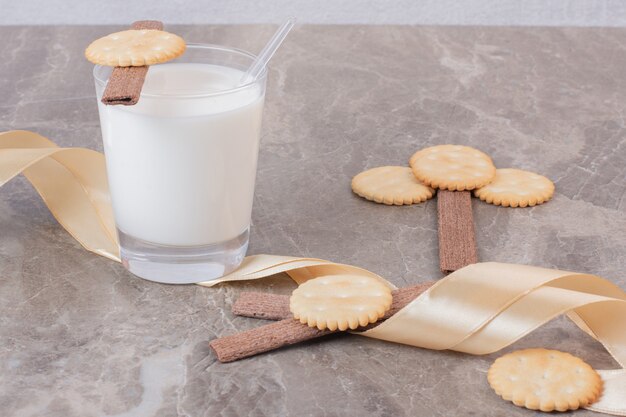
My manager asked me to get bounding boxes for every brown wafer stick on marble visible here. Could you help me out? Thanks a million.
[210,281,435,363]
[101,20,163,105]
[232,292,292,320]
[437,190,478,274]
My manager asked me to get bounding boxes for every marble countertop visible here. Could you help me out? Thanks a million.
[1,25,625,417]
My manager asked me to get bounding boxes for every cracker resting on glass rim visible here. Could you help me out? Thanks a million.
[85,29,186,67]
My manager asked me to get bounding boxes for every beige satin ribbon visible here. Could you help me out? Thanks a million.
[2,130,625,415]
[0,130,119,261]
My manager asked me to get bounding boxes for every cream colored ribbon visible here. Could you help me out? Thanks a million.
[1,130,625,415]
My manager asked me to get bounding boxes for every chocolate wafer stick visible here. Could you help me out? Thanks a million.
[437,190,478,274]
[232,292,291,320]
[101,20,163,105]
[211,319,330,363]
[210,281,435,362]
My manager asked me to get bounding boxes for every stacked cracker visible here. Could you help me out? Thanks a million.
[291,274,393,331]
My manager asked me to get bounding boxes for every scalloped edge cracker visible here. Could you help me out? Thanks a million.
[488,348,602,412]
[85,29,186,67]
[352,166,435,205]
[410,145,496,191]
[474,168,554,207]
[290,275,392,331]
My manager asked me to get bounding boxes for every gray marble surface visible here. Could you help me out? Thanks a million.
[1,25,625,417]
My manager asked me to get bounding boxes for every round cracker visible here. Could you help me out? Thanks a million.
[85,29,186,67]
[351,166,435,205]
[290,275,393,331]
[488,349,602,412]
[474,168,554,207]
[410,145,496,191]
[410,144,484,161]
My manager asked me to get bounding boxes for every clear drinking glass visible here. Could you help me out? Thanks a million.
[93,44,267,284]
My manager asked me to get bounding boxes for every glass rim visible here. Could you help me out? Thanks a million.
[92,43,267,99]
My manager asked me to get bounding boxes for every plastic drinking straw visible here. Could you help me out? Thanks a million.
[240,17,297,84]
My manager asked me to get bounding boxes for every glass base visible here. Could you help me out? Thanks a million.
[118,228,249,284]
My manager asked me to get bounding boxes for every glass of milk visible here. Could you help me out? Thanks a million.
[93,44,267,284]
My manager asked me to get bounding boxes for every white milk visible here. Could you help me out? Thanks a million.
[97,63,264,246]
